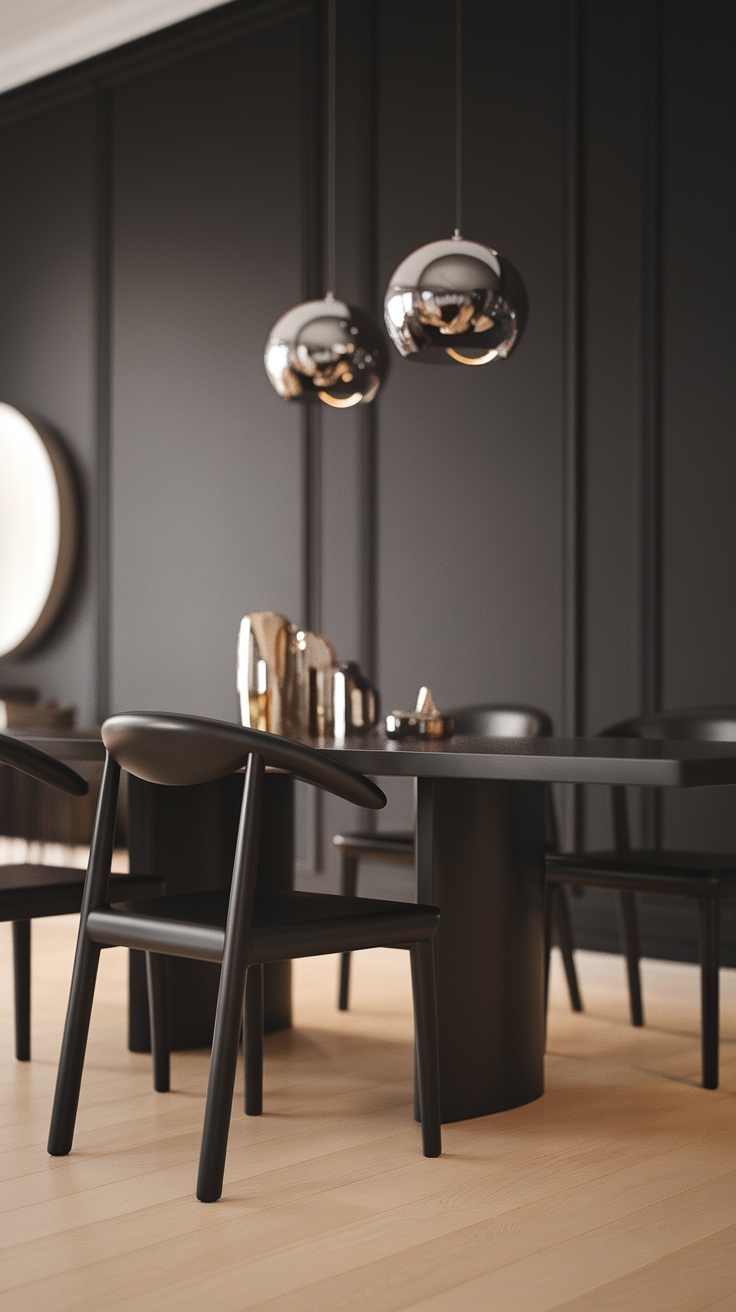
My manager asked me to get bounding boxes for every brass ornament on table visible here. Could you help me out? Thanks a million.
[237,612,378,739]
[385,687,455,740]
[238,612,290,734]
[292,627,336,738]
[332,661,378,738]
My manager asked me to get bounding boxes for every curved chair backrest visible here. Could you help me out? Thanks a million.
[102,713,386,810]
[599,706,736,850]
[603,706,736,744]
[448,704,553,739]
[81,713,385,920]
[0,732,88,796]
[446,703,557,849]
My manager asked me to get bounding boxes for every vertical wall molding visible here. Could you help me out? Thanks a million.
[301,0,325,870]
[94,84,112,722]
[358,0,379,688]
[304,410,323,633]
[562,0,586,847]
[639,0,664,845]
[359,405,378,683]
[640,0,664,715]
[301,0,324,635]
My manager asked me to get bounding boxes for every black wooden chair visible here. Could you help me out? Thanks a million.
[334,704,582,1017]
[547,706,736,1089]
[48,713,441,1203]
[0,732,162,1061]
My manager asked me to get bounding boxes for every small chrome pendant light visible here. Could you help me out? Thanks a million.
[264,0,385,407]
[384,0,527,366]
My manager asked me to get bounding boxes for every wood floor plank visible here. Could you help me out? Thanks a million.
[126,1155,736,1312]
[397,1176,736,1312]
[550,1222,736,1310]
[0,921,734,1310]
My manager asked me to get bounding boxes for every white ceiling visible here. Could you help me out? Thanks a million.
[0,0,227,95]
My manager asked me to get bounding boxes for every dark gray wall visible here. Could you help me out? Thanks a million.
[376,1,566,716]
[0,96,99,723]
[109,20,305,718]
[1,0,735,958]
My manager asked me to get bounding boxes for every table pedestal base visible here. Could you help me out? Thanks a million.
[415,778,546,1122]
[127,772,293,1051]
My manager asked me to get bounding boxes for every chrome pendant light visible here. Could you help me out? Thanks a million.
[383,0,527,366]
[264,297,384,407]
[264,0,385,407]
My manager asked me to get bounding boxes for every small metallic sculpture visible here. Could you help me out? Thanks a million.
[238,611,291,734]
[386,687,455,740]
[292,627,336,737]
[332,661,378,739]
[237,612,377,738]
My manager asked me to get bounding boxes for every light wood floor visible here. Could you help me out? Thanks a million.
[0,919,735,1311]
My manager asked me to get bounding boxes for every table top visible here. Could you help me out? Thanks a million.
[301,731,736,788]
[13,728,736,788]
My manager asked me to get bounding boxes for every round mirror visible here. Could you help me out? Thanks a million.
[0,404,79,657]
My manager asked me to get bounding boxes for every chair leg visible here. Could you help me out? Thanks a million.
[698,898,720,1090]
[47,938,102,1155]
[338,855,358,1011]
[555,888,583,1013]
[244,963,264,1116]
[616,890,644,1027]
[145,953,170,1093]
[12,920,31,1062]
[197,750,263,1203]
[409,939,441,1158]
[197,944,251,1201]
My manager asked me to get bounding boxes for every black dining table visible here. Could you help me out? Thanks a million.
[15,727,736,1124]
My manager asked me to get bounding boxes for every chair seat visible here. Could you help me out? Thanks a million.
[547,849,736,897]
[0,866,163,922]
[333,830,414,862]
[87,887,440,964]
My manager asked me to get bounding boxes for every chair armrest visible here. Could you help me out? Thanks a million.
[0,734,88,796]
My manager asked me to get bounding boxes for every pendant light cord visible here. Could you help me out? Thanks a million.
[326,0,337,296]
[454,0,462,239]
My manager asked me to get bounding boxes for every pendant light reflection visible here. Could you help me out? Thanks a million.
[263,0,385,409]
[383,0,527,368]
[384,235,527,366]
[265,295,385,407]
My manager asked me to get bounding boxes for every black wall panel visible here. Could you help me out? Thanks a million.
[109,20,305,719]
[375,0,566,718]
[582,0,644,745]
[0,96,98,722]
[579,0,647,855]
[660,0,736,853]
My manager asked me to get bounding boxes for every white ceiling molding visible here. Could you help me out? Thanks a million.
[0,0,228,95]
